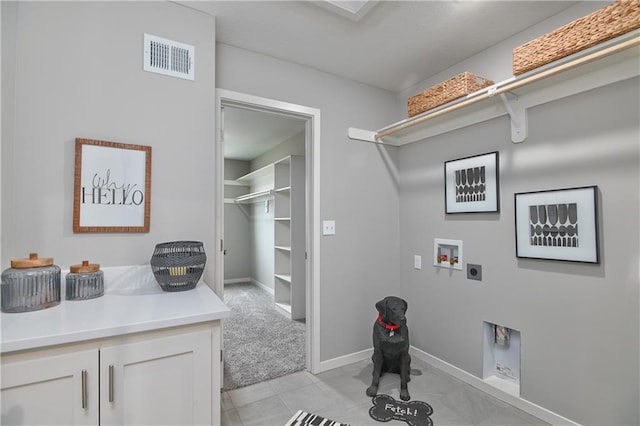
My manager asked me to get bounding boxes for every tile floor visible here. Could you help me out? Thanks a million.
[221,357,549,426]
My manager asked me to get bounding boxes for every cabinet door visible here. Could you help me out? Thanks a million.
[99,329,212,426]
[1,349,98,426]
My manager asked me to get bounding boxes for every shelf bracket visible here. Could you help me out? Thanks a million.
[490,89,527,143]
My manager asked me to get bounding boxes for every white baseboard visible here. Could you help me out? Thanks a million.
[223,277,274,295]
[224,277,251,285]
[319,348,372,373]
[251,278,274,295]
[409,346,580,426]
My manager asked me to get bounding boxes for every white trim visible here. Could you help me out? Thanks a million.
[319,348,372,373]
[224,278,275,296]
[223,277,251,285]
[251,278,274,295]
[409,346,581,426]
[214,88,321,375]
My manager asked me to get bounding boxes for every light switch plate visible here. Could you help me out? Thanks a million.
[323,220,336,235]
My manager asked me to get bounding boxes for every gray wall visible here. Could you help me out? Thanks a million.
[1,2,217,283]
[217,43,401,361]
[398,79,639,426]
[395,3,638,424]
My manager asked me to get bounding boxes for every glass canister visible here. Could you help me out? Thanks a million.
[66,260,104,301]
[1,253,61,313]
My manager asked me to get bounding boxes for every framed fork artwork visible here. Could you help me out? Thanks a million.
[514,185,599,263]
[444,151,499,214]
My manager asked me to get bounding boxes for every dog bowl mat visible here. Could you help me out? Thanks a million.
[369,394,433,426]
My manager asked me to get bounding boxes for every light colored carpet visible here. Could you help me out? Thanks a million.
[223,282,305,390]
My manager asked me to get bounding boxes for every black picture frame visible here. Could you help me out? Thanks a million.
[444,151,499,213]
[514,185,599,263]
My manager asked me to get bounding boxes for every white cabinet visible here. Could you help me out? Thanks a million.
[1,327,216,426]
[100,329,212,426]
[273,155,305,320]
[1,350,98,425]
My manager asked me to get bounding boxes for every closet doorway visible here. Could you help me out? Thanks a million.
[214,89,321,388]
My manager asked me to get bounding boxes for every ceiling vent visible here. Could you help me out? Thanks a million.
[143,34,194,81]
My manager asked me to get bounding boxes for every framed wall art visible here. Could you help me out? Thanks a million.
[444,151,499,213]
[514,185,599,263]
[73,138,152,233]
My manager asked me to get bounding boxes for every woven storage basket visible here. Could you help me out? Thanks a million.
[513,0,640,75]
[150,241,206,292]
[407,72,494,117]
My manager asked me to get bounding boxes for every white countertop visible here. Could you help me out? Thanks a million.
[1,266,230,354]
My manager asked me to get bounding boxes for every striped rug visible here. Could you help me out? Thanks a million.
[285,409,350,426]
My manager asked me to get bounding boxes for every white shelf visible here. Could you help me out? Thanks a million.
[275,302,292,316]
[224,179,249,187]
[275,274,292,283]
[348,31,640,145]
[236,163,274,185]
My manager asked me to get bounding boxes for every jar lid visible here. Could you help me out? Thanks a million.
[70,260,100,273]
[11,253,54,268]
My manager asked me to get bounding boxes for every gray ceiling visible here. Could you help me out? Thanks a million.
[183,0,579,160]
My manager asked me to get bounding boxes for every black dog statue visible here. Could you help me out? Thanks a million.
[366,296,412,401]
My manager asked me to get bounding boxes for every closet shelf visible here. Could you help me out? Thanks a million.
[275,274,292,283]
[348,30,640,145]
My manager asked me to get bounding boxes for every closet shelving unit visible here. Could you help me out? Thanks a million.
[273,155,305,320]
[348,31,640,145]
[227,155,306,320]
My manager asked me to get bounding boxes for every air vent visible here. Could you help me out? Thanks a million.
[143,34,194,81]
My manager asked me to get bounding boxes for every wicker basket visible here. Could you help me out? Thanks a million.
[513,0,640,75]
[150,241,206,292]
[407,72,494,117]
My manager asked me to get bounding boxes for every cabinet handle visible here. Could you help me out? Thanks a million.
[109,364,114,402]
[81,370,88,409]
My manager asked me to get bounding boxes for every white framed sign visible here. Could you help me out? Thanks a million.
[73,138,151,233]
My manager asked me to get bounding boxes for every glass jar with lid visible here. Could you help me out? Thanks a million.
[66,260,104,300]
[1,253,61,313]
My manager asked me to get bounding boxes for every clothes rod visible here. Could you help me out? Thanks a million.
[234,189,274,203]
[376,35,640,140]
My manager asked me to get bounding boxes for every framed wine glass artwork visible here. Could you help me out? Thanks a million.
[73,138,152,233]
[514,186,599,263]
[444,151,499,213]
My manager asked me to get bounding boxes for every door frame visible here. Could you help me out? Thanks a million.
[214,89,321,374]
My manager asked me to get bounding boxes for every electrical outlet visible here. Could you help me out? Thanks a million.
[467,263,482,281]
[414,255,422,270]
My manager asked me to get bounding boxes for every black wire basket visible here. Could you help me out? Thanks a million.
[150,241,206,292]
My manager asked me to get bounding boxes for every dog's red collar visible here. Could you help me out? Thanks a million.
[377,314,400,331]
